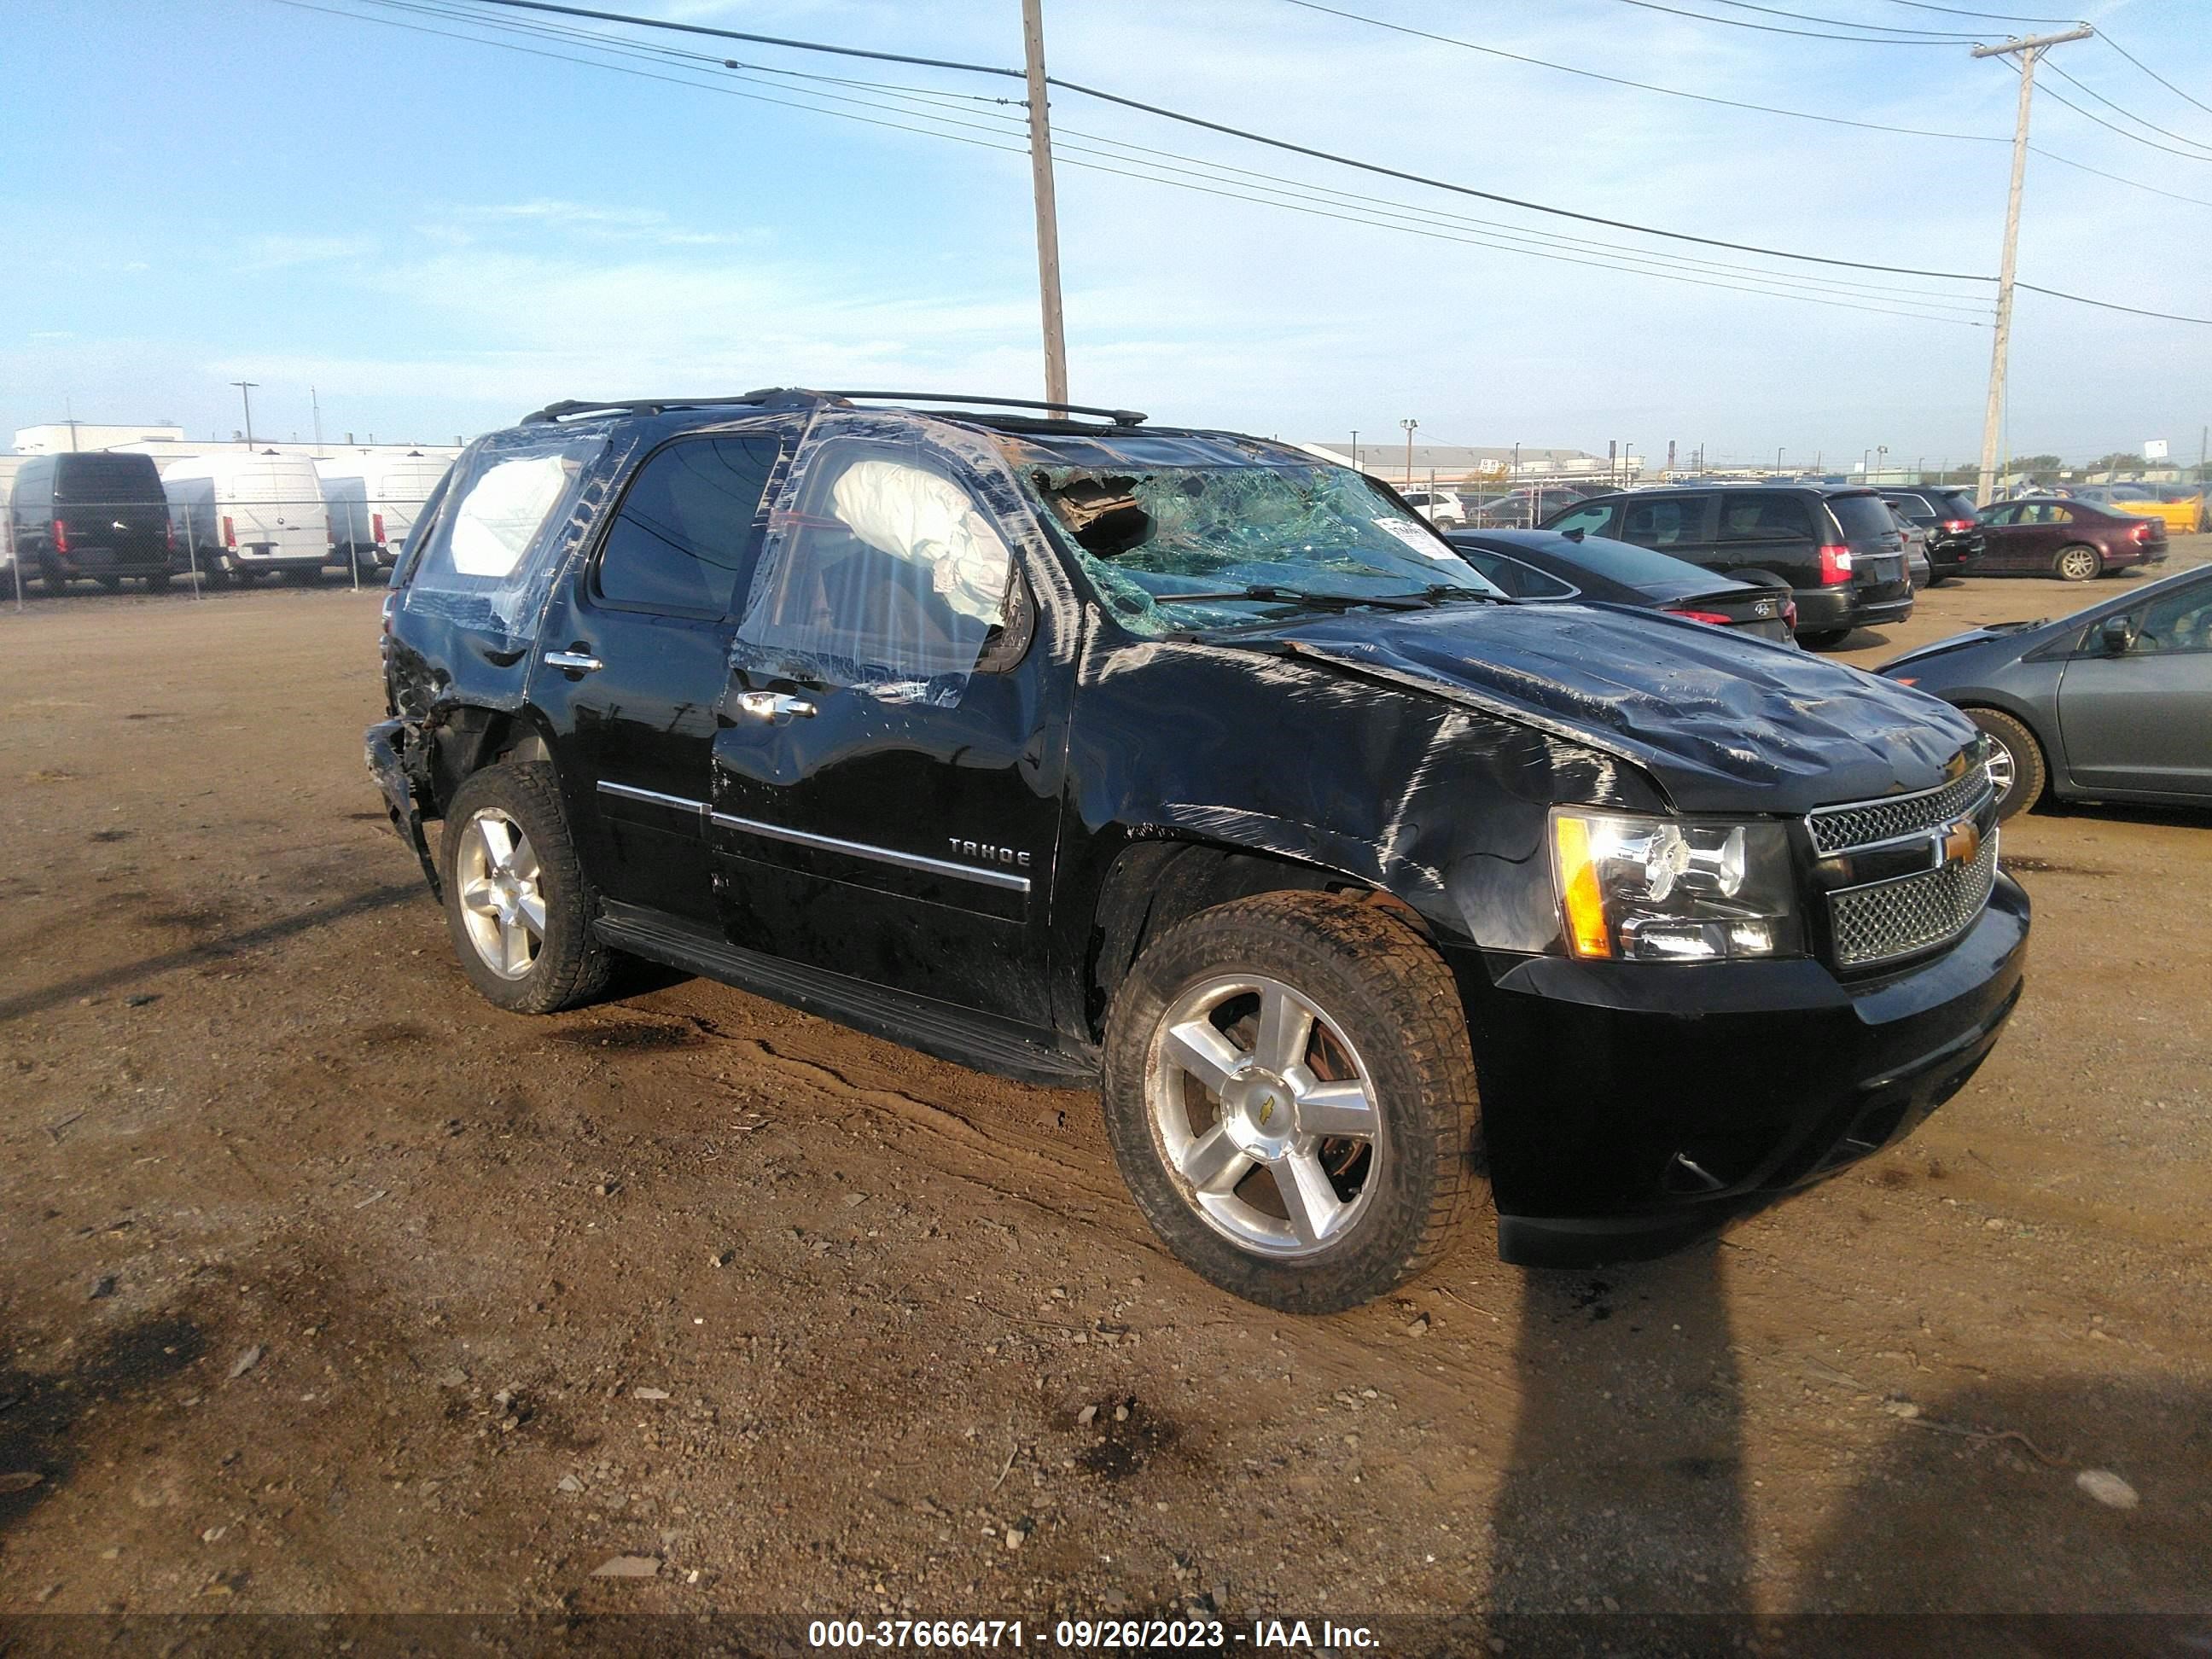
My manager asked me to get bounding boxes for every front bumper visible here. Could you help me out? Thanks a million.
[1451,874,2029,1267]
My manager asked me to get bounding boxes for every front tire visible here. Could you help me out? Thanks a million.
[1101,892,1481,1313]
[2054,544,2101,582]
[1965,707,2046,821]
[440,761,612,1014]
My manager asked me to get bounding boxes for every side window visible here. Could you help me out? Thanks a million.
[1547,503,1611,538]
[1981,504,2018,526]
[595,434,782,616]
[1715,492,1813,543]
[1454,547,1575,599]
[1620,496,1703,550]
[2133,583,2212,654]
[732,437,1021,704]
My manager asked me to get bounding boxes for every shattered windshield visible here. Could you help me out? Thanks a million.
[1024,460,1501,634]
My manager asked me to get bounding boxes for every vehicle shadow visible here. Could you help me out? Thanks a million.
[2026,799,2212,830]
[1483,1241,1751,1619]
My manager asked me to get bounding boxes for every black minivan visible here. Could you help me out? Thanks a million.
[7,452,176,592]
[1542,485,1913,648]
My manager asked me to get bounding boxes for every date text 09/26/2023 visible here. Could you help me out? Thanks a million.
[806,1618,1382,1650]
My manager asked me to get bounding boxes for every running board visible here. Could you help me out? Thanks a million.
[592,903,1098,1089]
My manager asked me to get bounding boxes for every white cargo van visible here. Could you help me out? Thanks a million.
[160,452,332,584]
[316,450,451,573]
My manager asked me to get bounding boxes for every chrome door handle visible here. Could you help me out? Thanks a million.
[736,690,818,725]
[544,650,602,673]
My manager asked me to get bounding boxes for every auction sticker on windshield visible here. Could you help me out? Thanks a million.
[1373,516,1455,558]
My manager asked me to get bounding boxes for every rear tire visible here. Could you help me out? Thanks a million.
[2054,544,2101,582]
[440,762,613,1015]
[96,574,122,593]
[1101,891,1481,1313]
[145,572,172,592]
[1965,707,2046,821]
[1797,627,1852,649]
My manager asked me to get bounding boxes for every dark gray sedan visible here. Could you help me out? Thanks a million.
[1877,564,2212,819]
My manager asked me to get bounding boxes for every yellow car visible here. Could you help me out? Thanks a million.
[2077,486,2203,535]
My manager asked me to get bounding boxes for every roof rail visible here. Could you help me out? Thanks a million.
[520,387,1147,427]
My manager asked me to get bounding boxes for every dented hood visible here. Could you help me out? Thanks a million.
[1248,602,1976,815]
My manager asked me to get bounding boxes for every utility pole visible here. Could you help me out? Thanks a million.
[232,381,259,448]
[1400,418,1418,486]
[1972,26,2094,507]
[1020,0,1069,410]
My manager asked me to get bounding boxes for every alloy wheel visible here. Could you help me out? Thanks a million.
[455,809,546,980]
[2057,547,2099,582]
[1144,974,1383,1258]
[1985,742,2016,798]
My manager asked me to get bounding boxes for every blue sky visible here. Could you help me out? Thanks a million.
[3,0,2208,466]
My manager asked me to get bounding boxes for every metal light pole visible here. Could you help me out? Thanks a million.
[1971,26,2094,507]
[1400,418,1417,486]
[1776,446,1785,477]
[232,381,259,448]
[311,385,323,450]
[1020,0,1069,410]
[1351,428,1359,471]
[1877,444,1889,482]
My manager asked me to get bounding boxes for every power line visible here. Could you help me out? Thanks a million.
[1874,0,2080,20]
[1601,0,1973,44]
[2098,30,2212,120]
[1272,0,2002,141]
[1679,0,1982,38]
[2015,64,2212,164]
[457,0,1993,278]
[2040,59,2212,157]
[306,0,2210,324]
[2028,144,2212,209]
[333,0,1985,319]
[2015,282,2212,326]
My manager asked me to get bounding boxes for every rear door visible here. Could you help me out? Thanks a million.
[55,455,168,569]
[1618,492,1718,571]
[2057,575,2212,799]
[1975,503,2031,570]
[1825,492,1909,600]
[708,425,1068,1025]
[1708,491,1814,585]
[533,424,791,923]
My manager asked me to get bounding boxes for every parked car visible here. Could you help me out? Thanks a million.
[1443,527,1797,642]
[1464,487,1588,528]
[1880,562,2212,818]
[368,387,2027,1310]
[6,451,176,592]
[1973,496,2166,581]
[317,449,453,574]
[2069,483,2200,538]
[1540,483,1913,648]
[1889,503,1933,591]
[1880,486,1984,581]
[1396,487,1465,529]
[160,451,332,585]
[2145,482,2210,533]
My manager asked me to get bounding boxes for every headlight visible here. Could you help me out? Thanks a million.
[1551,808,1802,962]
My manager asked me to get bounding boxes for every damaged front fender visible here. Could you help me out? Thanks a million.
[365,717,442,901]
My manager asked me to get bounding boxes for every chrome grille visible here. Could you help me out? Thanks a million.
[1830,835,1997,969]
[1808,759,1991,854]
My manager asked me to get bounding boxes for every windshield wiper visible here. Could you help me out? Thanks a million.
[1163,585,1435,613]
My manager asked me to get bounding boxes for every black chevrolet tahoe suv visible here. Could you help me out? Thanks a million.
[367,390,2028,1313]
[1541,484,1915,649]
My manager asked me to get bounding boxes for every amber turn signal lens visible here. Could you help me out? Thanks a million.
[1552,813,1613,959]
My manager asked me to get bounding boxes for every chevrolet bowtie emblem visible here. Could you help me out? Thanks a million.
[1940,816,1982,866]
[1257,1095,1277,1126]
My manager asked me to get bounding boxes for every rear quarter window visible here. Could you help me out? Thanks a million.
[402,430,612,636]
[1826,494,1900,542]
[55,455,164,504]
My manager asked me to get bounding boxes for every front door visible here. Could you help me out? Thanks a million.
[533,424,790,923]
[2058,576,2212,799]
[708,428,1066,1025]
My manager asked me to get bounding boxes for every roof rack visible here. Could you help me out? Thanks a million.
[521,387,1147,427]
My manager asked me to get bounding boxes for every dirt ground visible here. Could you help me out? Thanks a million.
[1,545,2207,1629]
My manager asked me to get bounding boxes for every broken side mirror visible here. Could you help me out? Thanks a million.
[2098,614,2137,656]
